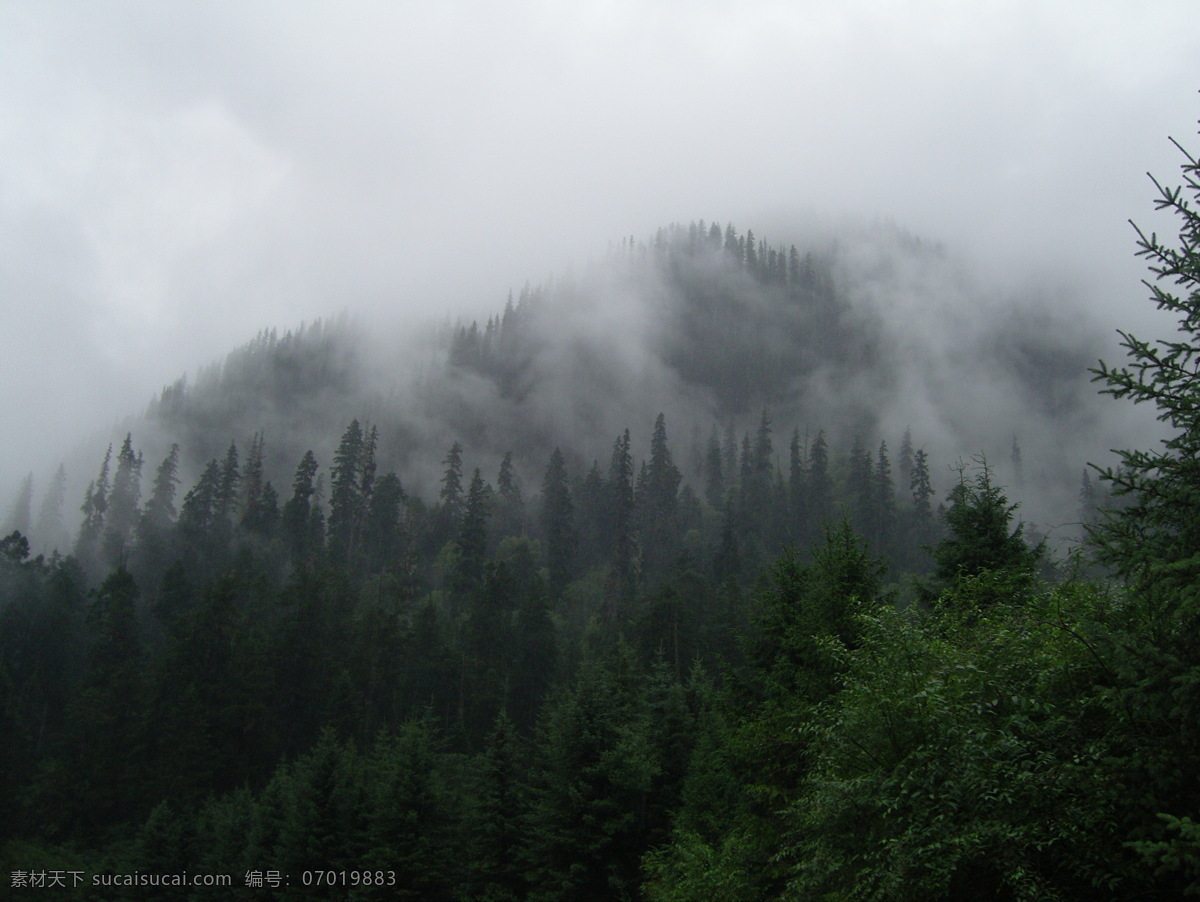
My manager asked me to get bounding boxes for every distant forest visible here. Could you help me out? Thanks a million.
[3,147,1200,902]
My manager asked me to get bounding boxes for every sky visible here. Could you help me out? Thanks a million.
[1,0,1198,506]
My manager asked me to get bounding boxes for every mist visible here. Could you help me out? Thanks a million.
[2,1,1198,525]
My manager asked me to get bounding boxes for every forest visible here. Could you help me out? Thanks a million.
[1,140,1199,900]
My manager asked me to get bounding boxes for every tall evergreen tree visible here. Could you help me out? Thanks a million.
[642,413,682,577]
[931,459,1041,595]
[496,451,525,537]
[328,419,366,559]
[281,450,323,563]
[439,441,466,536]
[540,448,576,600]
[608,428,638,612]
[104,434,143,565]
[76,445,112,570]
[1088,131,1200,887]
[872,440,896,554]
[216,442,241,525]
[142,445,180,534]
[458,468,492,589]
[788,428,807,542]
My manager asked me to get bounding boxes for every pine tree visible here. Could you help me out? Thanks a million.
[216,442,241,526]
[179,459,222,555]
[104,434,143,565]
[609,428,638,612]
[788,428,807,542]
[872,440,896,555]
[1087,127,1200,889]
[72,567,145,833]
[465,711,529,900]
[328,420,366,559]
[363,471,406,572]
[239,433,268,535]
[642,413,682,577]
[142,445,180,534]
[496,451,525,537]
[76,445,112,569]
[1090,134,1200,588]
[439,441,465,534]
[281,451,323,563]
[931,458,1041,594]
[458,468,492,589]
[540,448,576,599]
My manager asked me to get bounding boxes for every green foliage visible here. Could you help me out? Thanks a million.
[930,459,1042,597]
[784,582,1127,900]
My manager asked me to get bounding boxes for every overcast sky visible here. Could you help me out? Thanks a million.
[1,0,1198,504]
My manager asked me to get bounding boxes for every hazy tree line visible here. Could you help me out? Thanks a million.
[3,151,1198,898]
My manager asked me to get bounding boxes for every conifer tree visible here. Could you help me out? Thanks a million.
[496,450,525,537]
[465,711,529,900]
[281,450,323,563]
[540,448,576,599]
[238,433,267,534]
[642,413,681,576]
[104,434,143,565]
[76,445,112,569]
[788,428,807,541]
[1091,133,1200,588]
[458,468,491,589]
[609,428,638,611]
[142,445,180,534]
[439,441,465,533]
[329,420,366,559]
[872,440,896,554]
[931,458,1041,594]
[216,442,241,525]
[1088,128,1200,886]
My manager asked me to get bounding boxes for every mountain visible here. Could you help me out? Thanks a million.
[104,219,1115,540]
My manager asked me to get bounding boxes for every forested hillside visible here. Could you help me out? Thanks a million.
[3,141,1198,901]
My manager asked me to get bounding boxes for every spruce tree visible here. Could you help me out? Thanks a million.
[329,420,366,559]
[76,445,112,570]
[281,451,322,563]
[1091,133,1200,589]
[608,428,638,612]
[540,448,576,599]
[104,434,143,565]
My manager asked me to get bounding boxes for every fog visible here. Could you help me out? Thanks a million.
[2,0,1198,518]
